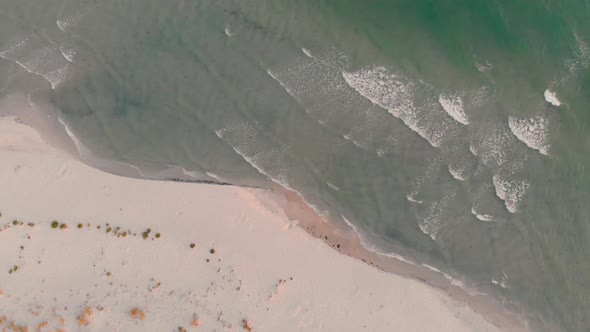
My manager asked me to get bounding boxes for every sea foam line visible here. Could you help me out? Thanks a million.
[58,116,88,158]
[341,216,415,265]
[422,264,486,296]
[215,125,328,220]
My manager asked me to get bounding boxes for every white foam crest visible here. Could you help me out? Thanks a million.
[343,68,422,138]
[445,150,476,182]
[470,207,495,222]
[343,67,454,148]
[301,48,314,58]
[60,45,77,63]
[224,25,233,37]
[267,56,380,150]
[492,175,530,213]
[439,94,469,125]
[543,89,561,107]
[342,216,415,265]
[418,191,455,240]
[406,195,423,204]
[508,114,550,156]
[448,165,466,181]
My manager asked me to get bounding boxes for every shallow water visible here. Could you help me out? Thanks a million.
[1,0,589,330]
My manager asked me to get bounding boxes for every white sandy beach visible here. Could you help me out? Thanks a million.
[0,115,508,331]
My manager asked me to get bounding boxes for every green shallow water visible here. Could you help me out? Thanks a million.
[0,1,589,330]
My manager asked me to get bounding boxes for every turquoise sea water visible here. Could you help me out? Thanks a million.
[1,1,589,330]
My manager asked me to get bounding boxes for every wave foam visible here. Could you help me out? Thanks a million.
[343,67,429,142]
[470,126,521,170]
[492,175,530,213]
[439,94,469,125]
[343,67,458,148]
[448,165,466,181]
[508,114,550,155]
[266,52,389,151]
[60,44,77,63]
[470,207,495,222]
[418,191,455,240]
[224,25,233,37]
[543,89,561,106]
[407,157,442,203]
[301,48,313,58]
[0,37,71,89]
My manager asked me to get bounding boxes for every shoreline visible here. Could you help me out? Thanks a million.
[263,186,529,331]
[0,111,529,331]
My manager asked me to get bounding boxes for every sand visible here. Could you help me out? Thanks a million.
[0,115,510,331]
